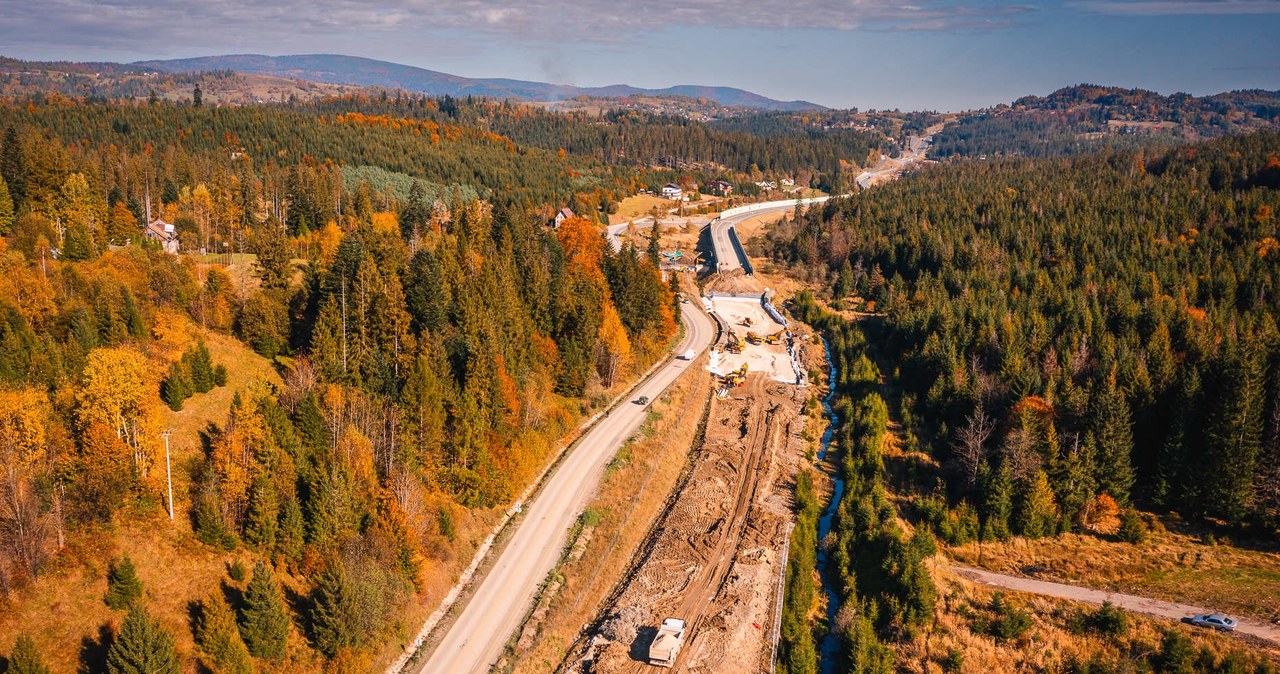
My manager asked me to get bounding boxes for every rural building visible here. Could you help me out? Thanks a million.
[553,206,575,227]
[706,180,733,195]
[142,218,180,254]
[661,183,683,200]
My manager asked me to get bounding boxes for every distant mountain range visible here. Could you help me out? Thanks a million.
[131,54,825,111]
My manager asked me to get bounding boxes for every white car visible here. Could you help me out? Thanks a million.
[1183,613,1237,632]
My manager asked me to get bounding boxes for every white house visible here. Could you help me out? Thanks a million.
[142,218,180,254]
[553,207,575,227]
[661,183,683,200]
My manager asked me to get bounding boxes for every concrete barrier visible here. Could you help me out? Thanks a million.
[718,195,835,220]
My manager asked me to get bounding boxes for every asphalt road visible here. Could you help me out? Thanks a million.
[710,201,814,273]
[413,301,717,674]
[955,566,1280,645]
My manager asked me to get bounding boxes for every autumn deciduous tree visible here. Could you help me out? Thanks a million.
[1081,493,1122,535]
[106,200,137,244]
[75,347,161,485]
[0,387,54,587]
[595,303,631,388]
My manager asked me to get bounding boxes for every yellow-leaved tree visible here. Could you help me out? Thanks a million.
[75,347,163,488]
[595,303,632,388]
[0,387,56,584]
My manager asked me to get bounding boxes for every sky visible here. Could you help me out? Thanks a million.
[2,0,1278,110]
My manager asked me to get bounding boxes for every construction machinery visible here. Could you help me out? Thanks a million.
[722,364,749,388]
[725,334,745,354]
[648,618,687,668]
[746,331,762,345]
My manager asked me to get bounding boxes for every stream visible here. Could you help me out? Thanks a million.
[815,336,844,673]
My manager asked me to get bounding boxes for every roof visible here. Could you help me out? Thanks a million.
[144,218,178,241]
[558,207,574,218]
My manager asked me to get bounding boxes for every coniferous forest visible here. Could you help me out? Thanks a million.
[766,131,1280,674]
[768,132,1280,531]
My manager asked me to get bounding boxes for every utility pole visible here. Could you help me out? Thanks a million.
[162,429,174,520]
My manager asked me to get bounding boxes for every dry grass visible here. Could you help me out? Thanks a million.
[892,563,1278,674]
[609,194,675,224]
[948,525,1280,623]
[0,325,316,672]
[508,343,713,674]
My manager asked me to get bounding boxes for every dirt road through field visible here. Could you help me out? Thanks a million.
[954,566,1280,645]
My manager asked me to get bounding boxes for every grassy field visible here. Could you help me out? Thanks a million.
[609,194,676,224]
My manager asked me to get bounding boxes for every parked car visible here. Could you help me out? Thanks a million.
[635,396,650,405]
[1183,613,1237,632]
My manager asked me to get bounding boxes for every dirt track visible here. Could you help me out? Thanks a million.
[564,372,810,674]
[955,566,1280,645]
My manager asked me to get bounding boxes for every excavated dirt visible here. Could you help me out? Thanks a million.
[564,369,813,674]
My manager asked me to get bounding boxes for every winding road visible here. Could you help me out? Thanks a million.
[409,299,717,674]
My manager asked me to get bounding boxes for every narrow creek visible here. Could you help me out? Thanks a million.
[815,336,844,673]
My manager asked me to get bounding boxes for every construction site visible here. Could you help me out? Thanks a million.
[704,293,802,387]
[562,286,822,674]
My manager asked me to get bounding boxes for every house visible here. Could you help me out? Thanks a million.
[706,180,733,196]
[754,180,777,191]
[661,183,683,200]
[781,177,796,187]
[142,218,180,254]
[553,207,575,228]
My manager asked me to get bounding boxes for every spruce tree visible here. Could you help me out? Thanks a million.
[1202,344,1264,523]
[195,592,254,674]
[1091,373,1135,505]
[105,605,180,674]
[244,476,279,550]
[104,555,143,610]
[0,173,13,236]
[1014,470,1059,538]
[189,342,216,393]
[0,125,24,208]
[308,564,355,658]
[238,561,290,659]
[276,496,305,564]
[981,464,1013,542]
[6,635,50,674]
[161,361,192,411]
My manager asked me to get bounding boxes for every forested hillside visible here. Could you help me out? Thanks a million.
[291,96,884,188]
[0,93,679,669]
[932,85,1280,159]
[767,130,1280,674]
[767,131,1280,533]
